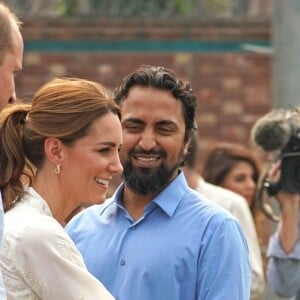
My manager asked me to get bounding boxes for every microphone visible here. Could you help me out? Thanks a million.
[251,109,294,152]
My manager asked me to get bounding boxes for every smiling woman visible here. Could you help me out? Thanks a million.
[202,142,260,209]
[0,77,122,299]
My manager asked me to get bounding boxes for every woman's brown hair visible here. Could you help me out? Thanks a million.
[0,77,120,211]
[202,143,260,185]
[202,142,260,208]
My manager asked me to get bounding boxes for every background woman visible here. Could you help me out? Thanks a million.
[202,142,260,211]
[202,142,273,282]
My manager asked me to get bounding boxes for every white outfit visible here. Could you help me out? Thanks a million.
[0,187,114,300]
[197,178,265,300]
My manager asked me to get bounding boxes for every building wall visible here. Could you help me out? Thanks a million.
[17,18,271,163]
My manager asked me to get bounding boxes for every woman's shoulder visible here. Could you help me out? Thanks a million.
[5,206,68,252]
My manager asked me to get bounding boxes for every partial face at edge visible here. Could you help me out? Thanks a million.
[0,21,23,111]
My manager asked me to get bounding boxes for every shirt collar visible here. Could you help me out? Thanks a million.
[112,171,189,218]
[153,172,188,217]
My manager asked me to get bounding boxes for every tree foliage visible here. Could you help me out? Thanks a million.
[56,0,236,17]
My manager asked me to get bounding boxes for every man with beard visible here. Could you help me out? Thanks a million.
[0,3,23,299]
[66,65,251,300]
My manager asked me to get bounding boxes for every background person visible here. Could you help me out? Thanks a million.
[203,144,272,252]
[0,2,23,298]
[0,1,23,111]
[266,160,300,299]
[66,65,251,300]
[249,107,300,299]
[0,77,122,299]
[202,142,260,210]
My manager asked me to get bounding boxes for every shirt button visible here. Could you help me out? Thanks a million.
[132,226,136,230]
[120,259,126,266]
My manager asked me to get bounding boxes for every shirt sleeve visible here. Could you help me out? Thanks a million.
[14,218,114,300]
[197,218,252,300]
[267,225,300,297]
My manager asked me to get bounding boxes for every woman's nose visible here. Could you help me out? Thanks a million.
[109,153,123,175]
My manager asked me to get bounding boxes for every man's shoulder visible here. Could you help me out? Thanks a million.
[197,180,248,209]
[182,186,239,225]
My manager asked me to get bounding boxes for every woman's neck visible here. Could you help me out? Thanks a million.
[32,174,74,225]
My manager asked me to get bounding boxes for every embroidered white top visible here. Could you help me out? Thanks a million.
[0,187,114,300]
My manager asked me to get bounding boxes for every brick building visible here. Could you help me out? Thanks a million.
[17,17,271,164]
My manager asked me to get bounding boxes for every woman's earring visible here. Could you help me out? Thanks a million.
[54,164,61,174]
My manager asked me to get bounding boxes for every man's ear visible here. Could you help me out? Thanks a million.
[183,137,191,156]
[44,137,63,164]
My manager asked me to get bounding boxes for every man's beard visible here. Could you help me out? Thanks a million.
[122,150,181,196]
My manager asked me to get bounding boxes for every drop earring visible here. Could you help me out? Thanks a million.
[54,164,61,174]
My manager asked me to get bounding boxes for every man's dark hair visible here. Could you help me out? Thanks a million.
[114,65,197,142]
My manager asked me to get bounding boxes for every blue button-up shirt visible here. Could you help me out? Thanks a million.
[0,192,7,299]
[66,172,251,300]
[267,219,300,300]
